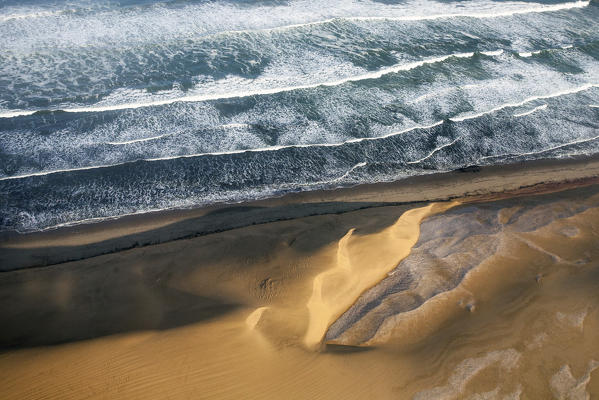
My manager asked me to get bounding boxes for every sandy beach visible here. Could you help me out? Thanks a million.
[3,154,599,271]
[1,157,599,399]
[2,0,599,398]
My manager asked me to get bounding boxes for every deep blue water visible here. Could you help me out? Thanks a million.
[1,0,598,231]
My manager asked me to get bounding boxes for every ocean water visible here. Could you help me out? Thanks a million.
[0,0,598,232]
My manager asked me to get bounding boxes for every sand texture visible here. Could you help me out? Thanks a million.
[1,165,599,399]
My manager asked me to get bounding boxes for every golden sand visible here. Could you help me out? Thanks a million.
[304,202,457,348]
[1,185,599,399]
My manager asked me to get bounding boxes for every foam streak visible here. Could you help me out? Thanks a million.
[479,134,599,162]
[407,137,462,165]
[450,84,598,122]
[106,133,173,146]
[0,122,442,181]
[513,104,548,117]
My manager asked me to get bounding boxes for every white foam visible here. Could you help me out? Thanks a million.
[478,133,599,162]
[3,43,598,182]
[210,1,590,37]
[0,163,123,182]
[106,133,173,146]
[450,83,599,122]
[0,121,441,181]
[407,136,462,164]
[0,10,66,22]
[3,76,597,180]
[513,104,547,117]
[275,161,369,190]
[408,83,483,105]
[518,43,575,58]
[346,2,588,22]
[0,109,37,119]
[333,162,367,182]
[550,361,599,400]
[1,0,588,48]
[414,349,521,400]
[295,161,368,187]
[0,51,500,119]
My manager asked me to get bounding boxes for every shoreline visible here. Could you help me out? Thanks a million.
[1,159,599,399]
[2,154,599,271]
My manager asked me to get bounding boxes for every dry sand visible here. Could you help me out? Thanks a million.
[1,158,599,399]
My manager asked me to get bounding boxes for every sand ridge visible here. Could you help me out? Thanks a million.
[304,202,458,348]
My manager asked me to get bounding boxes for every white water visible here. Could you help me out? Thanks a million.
[0,121,443,181]
[513,104,548,117]
[0,1,589,48]
[0,51,504,119]
[449,84,599,122]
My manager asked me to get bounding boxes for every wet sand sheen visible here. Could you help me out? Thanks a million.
[1,186,599,399]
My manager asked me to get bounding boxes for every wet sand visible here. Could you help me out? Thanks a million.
[1,159,599,399]
[3,154,599,271]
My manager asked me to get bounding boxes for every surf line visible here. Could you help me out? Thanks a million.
[204,1,589,39]
[478,134,599,162]
[407,136,462,165]
[0,122,442,182]
[278,161,368,190]
[10,164,367,233]
[449,83,599,122]
[0,51,504,119]
[513,104,548,118]
[2,83,597,182]
[3,81,597,181]
[519,44,574,58]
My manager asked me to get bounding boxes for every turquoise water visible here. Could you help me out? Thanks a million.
[1,0,598,231]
